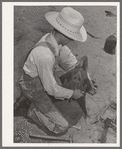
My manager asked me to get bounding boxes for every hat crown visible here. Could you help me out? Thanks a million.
[56,7,84,33]
[59,7,84,27]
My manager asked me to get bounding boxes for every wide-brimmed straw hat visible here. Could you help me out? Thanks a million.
[45,7,87,42]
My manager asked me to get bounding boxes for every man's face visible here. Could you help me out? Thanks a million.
[61,33,74,46]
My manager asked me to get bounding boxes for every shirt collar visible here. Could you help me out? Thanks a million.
[46,32,61,56]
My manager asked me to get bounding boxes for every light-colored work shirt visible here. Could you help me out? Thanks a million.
[23,33,78,100]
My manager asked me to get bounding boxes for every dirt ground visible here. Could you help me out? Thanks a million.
[14,6,117,143]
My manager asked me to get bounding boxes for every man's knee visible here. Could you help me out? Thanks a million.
[63,119,69,129]
[53,120,69,134]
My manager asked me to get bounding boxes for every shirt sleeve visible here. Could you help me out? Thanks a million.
[36,54,73,100]
[59,45,78,71]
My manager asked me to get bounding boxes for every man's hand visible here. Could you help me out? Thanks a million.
[72,89,84,99]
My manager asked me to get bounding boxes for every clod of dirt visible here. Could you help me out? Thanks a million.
[105,11,116,17]
[87,31,101,39]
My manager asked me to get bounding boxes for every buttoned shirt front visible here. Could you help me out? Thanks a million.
[23,33,78,100]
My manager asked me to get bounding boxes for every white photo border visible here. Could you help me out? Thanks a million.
[2,2,120,147]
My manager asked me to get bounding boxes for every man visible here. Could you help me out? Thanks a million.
[18,7,96,134]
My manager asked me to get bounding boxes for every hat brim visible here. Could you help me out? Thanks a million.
[45,12,87,42]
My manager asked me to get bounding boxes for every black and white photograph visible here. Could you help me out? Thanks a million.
[2,2,120,147]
